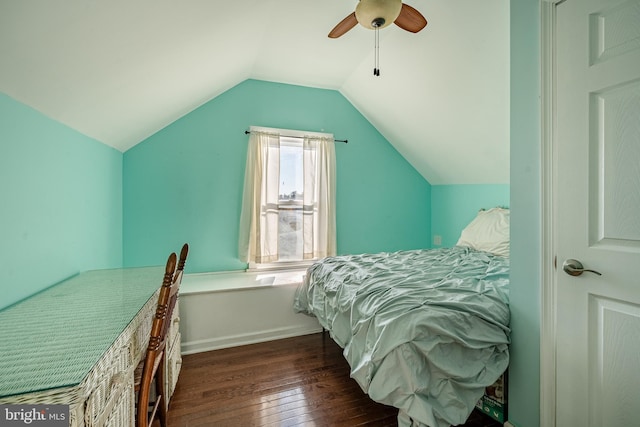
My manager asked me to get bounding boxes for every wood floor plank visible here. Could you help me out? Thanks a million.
[166,333,501,427]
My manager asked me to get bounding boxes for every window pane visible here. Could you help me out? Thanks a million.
[279,142,303,199]
[278,142,303,261]
[278,208,302,260]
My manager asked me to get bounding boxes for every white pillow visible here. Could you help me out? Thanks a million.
[456,207,510,257]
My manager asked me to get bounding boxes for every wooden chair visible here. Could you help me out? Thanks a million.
[135,243,189,427]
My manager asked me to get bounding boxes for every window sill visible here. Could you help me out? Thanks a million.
[247,260,315,272]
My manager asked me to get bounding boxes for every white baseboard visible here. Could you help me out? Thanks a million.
[181,324,323,355]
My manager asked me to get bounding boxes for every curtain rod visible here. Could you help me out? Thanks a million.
[244,130,348,144]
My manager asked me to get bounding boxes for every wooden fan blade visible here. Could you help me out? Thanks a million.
[328,12,358,38]
[394,3,427,33]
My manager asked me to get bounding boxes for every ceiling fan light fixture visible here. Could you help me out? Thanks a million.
[355,0,402,30]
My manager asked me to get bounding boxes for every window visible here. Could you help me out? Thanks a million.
[238,126,336,270]
[278,138,304,261]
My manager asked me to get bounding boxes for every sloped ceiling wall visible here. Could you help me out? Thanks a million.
[0,0,509,184]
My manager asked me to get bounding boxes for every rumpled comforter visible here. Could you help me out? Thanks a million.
[293,246,510,427]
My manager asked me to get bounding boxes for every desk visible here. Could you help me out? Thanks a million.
[0,267,182,426]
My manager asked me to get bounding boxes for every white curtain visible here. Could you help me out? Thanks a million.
[239,130,337,264]
[238,131,281,263]
[303,136,337,259]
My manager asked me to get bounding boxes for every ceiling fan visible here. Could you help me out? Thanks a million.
[328,0,428,39]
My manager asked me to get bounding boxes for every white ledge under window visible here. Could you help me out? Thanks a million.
[180,269,307,295]
[247,259,315,272]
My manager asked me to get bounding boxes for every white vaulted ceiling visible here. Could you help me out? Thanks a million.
[0,0,509,184]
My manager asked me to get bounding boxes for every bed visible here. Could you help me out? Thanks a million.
[293,208,510,427]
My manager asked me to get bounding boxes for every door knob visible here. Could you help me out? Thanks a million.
[562,259,602,276]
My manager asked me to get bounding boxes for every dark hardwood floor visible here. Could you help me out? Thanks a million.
[167,333,502,427]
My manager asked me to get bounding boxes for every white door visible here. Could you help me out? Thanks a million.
[554,0,640,426]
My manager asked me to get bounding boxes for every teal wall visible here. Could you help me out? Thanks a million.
[0,94,123,311]
[123,79,432,272]
[508,0,541,426]
[431,185,510,248]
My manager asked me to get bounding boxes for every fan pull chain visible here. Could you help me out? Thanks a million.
[373,26,380,76]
